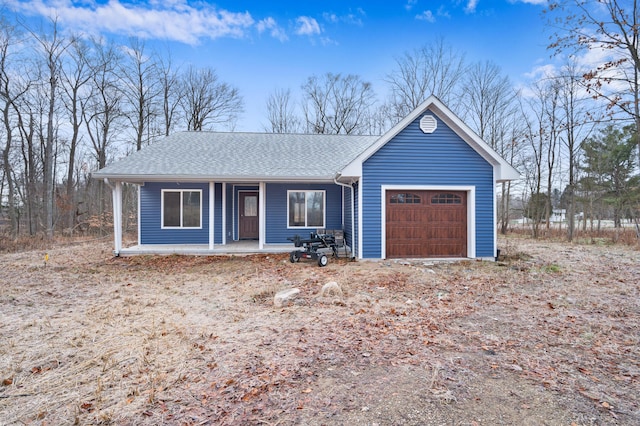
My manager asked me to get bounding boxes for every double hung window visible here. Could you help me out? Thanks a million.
[162,190,202,228]
[288,190,325,228]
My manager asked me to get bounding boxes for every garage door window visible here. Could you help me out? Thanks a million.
[431,193,462,204]
[390,193,421,204]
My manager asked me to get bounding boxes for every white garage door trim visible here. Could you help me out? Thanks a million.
[380,185,476,259]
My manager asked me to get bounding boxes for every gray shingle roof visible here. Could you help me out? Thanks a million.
[92,132,379,181]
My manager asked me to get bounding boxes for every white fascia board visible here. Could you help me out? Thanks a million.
[90,174,338,184]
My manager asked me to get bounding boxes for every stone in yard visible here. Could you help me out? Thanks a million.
[274,288,300,307]
[320,281,343,298]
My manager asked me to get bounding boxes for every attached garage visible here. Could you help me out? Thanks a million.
[385,190,468,258]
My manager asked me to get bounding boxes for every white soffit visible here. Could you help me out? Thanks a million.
[420,114,437,133]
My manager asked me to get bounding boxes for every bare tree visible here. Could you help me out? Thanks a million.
[520,78,562,238]
[557,60,597,241]
[385,38,466,122]
[120,38,160,150]
[365,103,396,135]
[461,61,522,233]
[264,87,300,133]
[59,36,92,230]
[84,38,122,170]
[0,17,29,235]
[180,66,243,131]
[158,54,181,136]
[83,38,123,230]
[547,0,640,166]
[28,18,71,238]
[301,72,376,135]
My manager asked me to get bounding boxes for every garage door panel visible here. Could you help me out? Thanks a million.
[386,190,467,258]
[427,226,464,239]
[387,225,424,239]
[388,243,422,257]
[429,242,466,257]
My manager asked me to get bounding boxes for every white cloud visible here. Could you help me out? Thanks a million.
[465,0,479,14]
[322,9,365,26]
[5,0,255,45]
[524,63,558,80]
[295,16,321,36]
[416,10,436,23]
[405,0,418,11]
[323,12,339,23]
[437,6,451,19]
[256,17,288,42]
[514,0,547,5]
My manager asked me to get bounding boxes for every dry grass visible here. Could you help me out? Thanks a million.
[1,237,639,425]
[509,224,640,246]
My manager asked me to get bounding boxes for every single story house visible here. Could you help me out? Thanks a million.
[92,95,519,260]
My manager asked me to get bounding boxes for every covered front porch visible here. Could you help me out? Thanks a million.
[108,180,351,257]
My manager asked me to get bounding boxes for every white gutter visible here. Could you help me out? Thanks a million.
[334,174,356,259]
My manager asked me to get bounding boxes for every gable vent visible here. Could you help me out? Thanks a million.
[420,114,437,134]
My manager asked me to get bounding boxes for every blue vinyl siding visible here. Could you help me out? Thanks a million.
[265,183,343,244]
[140,182,210,244]
[361,113,494,258]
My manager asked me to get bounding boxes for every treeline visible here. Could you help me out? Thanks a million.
[1,0,640,242]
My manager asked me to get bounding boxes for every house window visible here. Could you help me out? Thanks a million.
[390,193,421,204]
[288,190,325,228]
[162,189,202,228]
[431,193,462,205]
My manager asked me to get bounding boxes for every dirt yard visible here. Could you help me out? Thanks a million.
[1,236,639,425]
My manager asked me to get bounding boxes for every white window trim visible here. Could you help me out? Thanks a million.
[161,189,203,229]
[380,185,475,259]
[287,189,326,229]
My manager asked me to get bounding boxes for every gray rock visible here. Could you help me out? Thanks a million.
[321,281,343,298]
[274,288,300,307]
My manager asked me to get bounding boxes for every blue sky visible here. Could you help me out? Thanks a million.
[6,0,553,131]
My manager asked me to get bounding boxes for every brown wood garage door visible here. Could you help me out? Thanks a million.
[386,190,467,258]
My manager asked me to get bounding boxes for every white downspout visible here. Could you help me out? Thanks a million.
[334,174,356,259]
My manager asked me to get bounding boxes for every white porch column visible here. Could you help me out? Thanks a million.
[259,182,266,250]
[221,183,227,245]
[209,182,215,250]
[357,180,363,260]
[112,181,123,255]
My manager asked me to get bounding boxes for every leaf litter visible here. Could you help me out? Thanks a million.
[0,236,638,425]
